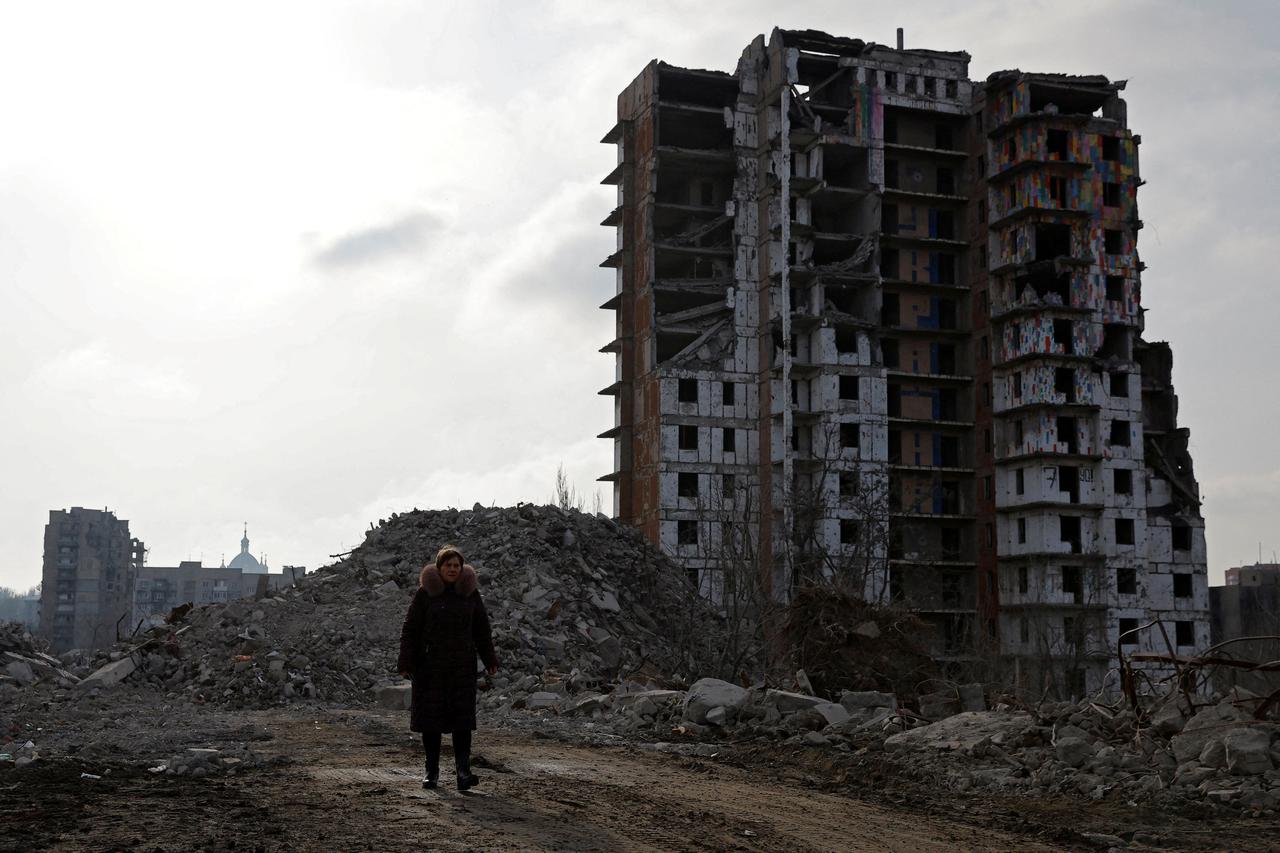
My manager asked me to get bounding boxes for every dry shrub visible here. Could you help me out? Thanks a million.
[783,584,942,701]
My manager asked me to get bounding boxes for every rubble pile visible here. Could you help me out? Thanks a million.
[0,621,80,698]
[70,504,726,710]
[514,671,1280,814]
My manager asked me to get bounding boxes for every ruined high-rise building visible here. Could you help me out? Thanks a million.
[40,507,145,652]
[598,28,1208,697]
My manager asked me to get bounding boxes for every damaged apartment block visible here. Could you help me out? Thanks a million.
[598,27,1208,699]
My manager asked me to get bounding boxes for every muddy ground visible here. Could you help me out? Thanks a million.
[2,708,1276,853]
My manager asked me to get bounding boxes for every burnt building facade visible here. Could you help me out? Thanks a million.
[599,28,1208,697]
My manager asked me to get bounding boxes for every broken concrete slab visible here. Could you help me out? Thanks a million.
[1150,700,1189,737]
[1172,704,1250,763]
[76,655,138,690]
[589,590,621,613]
[813,702,851,728]
[376,682,411,710]
[763,689,823,714]
[885,711,1038,754]
[525,691,561,711]
[3,658,36,686]
[840,690,897,712]
[1224,727,1276,776]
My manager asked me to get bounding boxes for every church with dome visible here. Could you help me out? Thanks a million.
[132,524,306,626]
[224,525,268,574]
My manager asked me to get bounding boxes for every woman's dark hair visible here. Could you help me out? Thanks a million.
[435,544,464,568]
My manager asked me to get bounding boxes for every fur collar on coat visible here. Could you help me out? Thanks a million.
[420,563,478,597]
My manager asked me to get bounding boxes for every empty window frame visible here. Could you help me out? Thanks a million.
[678,378,698,403]
[677,472,699,498]
[1018,565,1029,594]
[1048,176,1067,206]
[1175,620,1195,646]
[677,520,698,546]
[839,375,860,400]
[1101,135,1121,162]
[1055,367,1076,403]
[722,382,735,406]
[840,519,860,544]
[1104,229,1124,254]
[881,338,900,368]
[1110,372,1128,398]
[1105,275,1125,302]
[1016,468,1025,495]
[1173,572,1193,598]
[1114,468,1133,495]
[1017,517,1027,544]
[1046,128,1069,159]
[722,428,737,453]
[1062,565,1082,601]
[1115,518,1135,546]
[838,471,858,497]
[1117,568,1137,595]
[1109,420,1131,447]
[678,425,699,450]
[1103,182,1122,207]
[840,423,860,450]
[1119,617,1140,646]
[1172,524,1193,551]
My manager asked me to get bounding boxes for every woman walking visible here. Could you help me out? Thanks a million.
[397,544,499,791]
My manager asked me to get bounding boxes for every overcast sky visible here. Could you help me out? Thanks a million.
[1,1,1276,590]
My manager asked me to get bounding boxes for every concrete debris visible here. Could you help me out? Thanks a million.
[375,682,412,710]
[27,505,724,715]
[683,678,749,725]
[157,744,262,777]
[77,655,139,690]
[3,507,1278,819]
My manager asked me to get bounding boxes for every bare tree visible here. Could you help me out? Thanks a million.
[552,463,586,512]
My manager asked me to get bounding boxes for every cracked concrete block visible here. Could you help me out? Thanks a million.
[684,678,749,724]
[376,682,411,710]
[77,655,138,690]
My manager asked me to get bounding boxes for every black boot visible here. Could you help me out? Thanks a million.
[454,730,478,791]
[422,732,440,790]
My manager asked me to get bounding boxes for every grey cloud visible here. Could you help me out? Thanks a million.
[312,211,443,269]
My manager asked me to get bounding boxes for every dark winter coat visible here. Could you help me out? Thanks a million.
[396,564,499,734]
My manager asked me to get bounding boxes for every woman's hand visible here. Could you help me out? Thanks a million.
[485,665,498,676]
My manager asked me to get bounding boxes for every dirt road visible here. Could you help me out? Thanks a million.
[5,708,1070,852]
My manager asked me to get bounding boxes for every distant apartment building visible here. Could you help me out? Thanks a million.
[598,28,1208,697]
[1211,563,1280,694]
[40,507,145,652]
[1212,563,1280,641]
